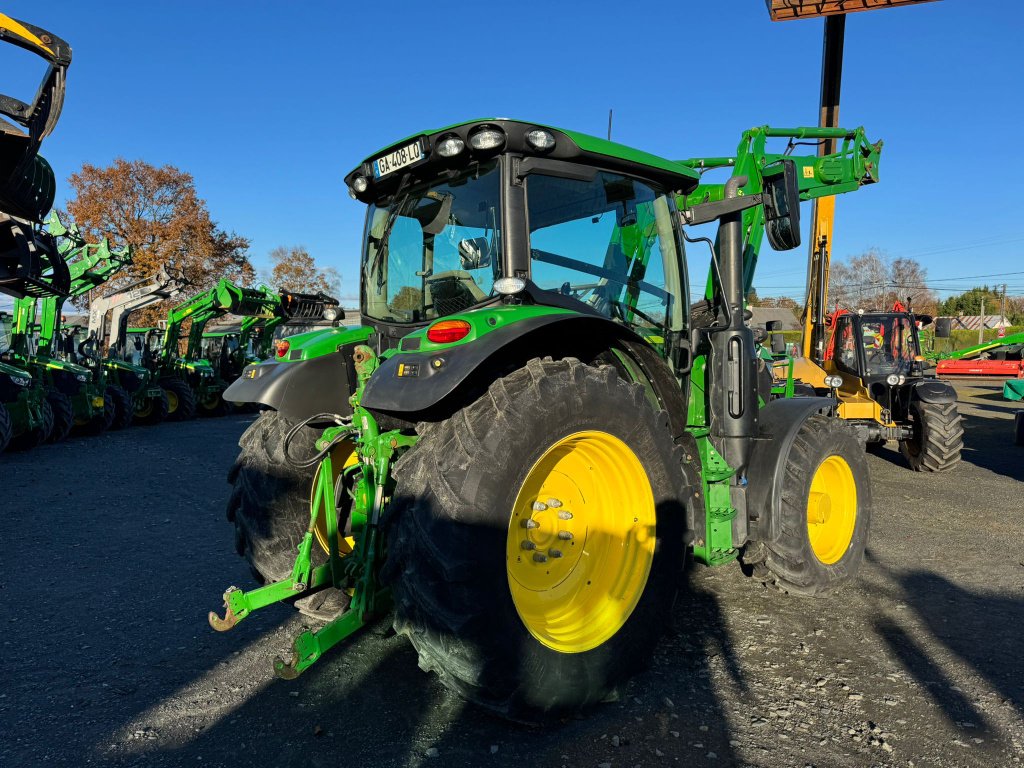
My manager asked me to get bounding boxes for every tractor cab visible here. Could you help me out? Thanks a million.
[124,327,163,368]
[830,311,925,390]
[347,119,696,356]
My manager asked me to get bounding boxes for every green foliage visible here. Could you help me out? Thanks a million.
[939,286,1019,324]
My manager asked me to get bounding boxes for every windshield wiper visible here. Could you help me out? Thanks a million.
[371,173,414,290]
[609,299,668,334]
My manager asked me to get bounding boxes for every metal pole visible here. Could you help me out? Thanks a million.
[979,297,985,345]
[802,14,846,363]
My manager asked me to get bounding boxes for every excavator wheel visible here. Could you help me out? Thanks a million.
[45,390,74,443]
[0,401,12,453]
[9,398,53,450]
[161,377,196,421]
[134,389,169,426]
[106,384,133,430]
[226,410,350,621]
[899,401,963,472]
[383,359,685,720]
[745,415,871,597]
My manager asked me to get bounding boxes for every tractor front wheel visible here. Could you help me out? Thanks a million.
[0,401,12,453]
[383,358,686,719]
[134,389,169,426]
[198,390,231,417]
[10,397,53,450]
[161,377,196,422]
[46,391,73,443]
[107,384,133,430]
[899,400,963,472]
[748,415,871,596]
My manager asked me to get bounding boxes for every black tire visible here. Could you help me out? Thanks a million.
[161,377,196,422]
[198,390,231,418]
[106,384,133,430]
[226,410,349,621]
[1015,411,1024,447]
[0,401,12,453]
[10,398,53,450]
[76,391,114,436]
[899,400,963,472]
[747,415,871,597]
[45,390,74,443]
[134,389,169,426]
[383,358,686,720]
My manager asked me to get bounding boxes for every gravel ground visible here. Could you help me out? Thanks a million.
[1,382,1021,768]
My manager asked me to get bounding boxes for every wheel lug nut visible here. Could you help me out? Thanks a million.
[557,531,573,540]
[557,511,573,520]
[521,519,539,529]
[521,541,536,551]
[533,552,548,563]
[549,549,563,558]
[532,501,548,512]
[546,498,563,508]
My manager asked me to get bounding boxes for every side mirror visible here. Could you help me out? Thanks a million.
[762,159,801,251]
[458,237,492,270]
[935,317,951,338]
[766,320,787,355]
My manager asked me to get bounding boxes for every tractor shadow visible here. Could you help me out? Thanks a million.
[86,500,742,767]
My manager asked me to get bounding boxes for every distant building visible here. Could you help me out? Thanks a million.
[941,315,1011,332]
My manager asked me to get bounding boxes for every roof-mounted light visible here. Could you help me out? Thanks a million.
[494,277,526,295]
[353,176,368,193]
[469,125,505,151]
[525,129,556,152]
[436,134,465,158]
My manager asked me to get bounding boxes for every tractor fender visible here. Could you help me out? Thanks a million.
[362,313,687,432]
[223,349,359,423]
[743,396,837,546]
[908,378,957,405]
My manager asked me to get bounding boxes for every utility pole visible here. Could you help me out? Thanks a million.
[999,283,1007,338]
[979,296,985,345]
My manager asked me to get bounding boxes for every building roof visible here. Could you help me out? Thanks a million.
[942,315,1011,331]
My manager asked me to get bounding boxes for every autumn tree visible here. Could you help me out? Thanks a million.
[829,248,937,315]
[267,245,341,297]
[64,159,254,320]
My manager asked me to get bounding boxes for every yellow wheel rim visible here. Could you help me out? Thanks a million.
[506,430,656,654]
[312,441,359,556]
[166,390,179,413]
[135,399,153,418]
[806,455,858,565]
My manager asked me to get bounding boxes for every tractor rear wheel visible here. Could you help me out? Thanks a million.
[45,391,73,443]
[226,410,350,621]
[134,389,169,426]
[899,401,963,472]
[161,377,196,421]
[198,390,230,417]
[0,401,12,453]
[10,397,52,450]
[747,415,871,596]
[107,384,133,430]
[1016,411,1024,447]
[383,358,686,719]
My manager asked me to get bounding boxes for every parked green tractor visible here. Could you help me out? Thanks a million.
[0,311,52,452]
[202,289,341,385]
[131,279,279,419]
[9,215,132,438]
[88,267,190,425]
[211,119,882,718]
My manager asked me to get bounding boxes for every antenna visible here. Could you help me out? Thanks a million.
[607,109,613,141]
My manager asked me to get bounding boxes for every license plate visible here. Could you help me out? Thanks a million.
[373,140,424,178]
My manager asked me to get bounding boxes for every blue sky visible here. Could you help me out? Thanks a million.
[4,0,1023,306]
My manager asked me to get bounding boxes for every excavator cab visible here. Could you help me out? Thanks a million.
[0,13,73,299]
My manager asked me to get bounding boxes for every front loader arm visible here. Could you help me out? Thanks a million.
[679,126,882,303]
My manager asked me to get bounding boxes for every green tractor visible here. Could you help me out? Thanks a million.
[211,119,881,719]
[0,311,53,452]
[132,279,280,419]
[9,215,132,438]
[202,289,341,385]
[88,266,191,425]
